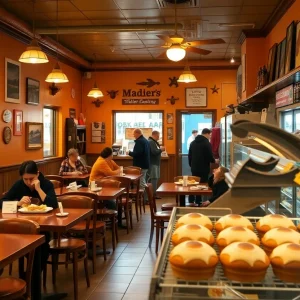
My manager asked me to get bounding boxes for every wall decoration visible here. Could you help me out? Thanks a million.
[69,108,76,119]
[5,58,21,104]
[267,43,277,83]
[296,21,300,68]
[279,38,287,78]
[25,122,43,150]
[274,42,282,80]
[169,77,179,88]
[167,113,174,124]
[2,109,12,123]
[13,110,23,136]
[167,127,173,140]
[49,83,60,96]
[285,21,296,75]
[136,78,160,88]
[241,54,246,92]
[92,99,104,107]
[3,127,12,144]
[92,122,105,143]
[71,88,76,99]
[26,78,40,105]
[236,65,242,103]
[167,96,179,105]
[122,99,159,105]
[107,90,119,99]
[185,87,207,107]
[210,85,220,94]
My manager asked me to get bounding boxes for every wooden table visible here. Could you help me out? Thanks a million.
[61,174,90,180]
[156,183,212,196]
[122,173,142,182]
[0,234,45,269]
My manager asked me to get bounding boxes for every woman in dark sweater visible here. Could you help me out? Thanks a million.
[201,166,229,207]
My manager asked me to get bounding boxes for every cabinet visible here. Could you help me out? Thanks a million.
[65,118,86,156]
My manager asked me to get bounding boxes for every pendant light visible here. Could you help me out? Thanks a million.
[45,0,68,83]
[177,54,197,83]
[19,1,48,64]
[87,53,103,98]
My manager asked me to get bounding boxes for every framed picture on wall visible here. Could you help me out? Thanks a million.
[295,21,300,68]
[241,54,246,92]
[279,38,287,78]
[185,88,207,107]
[284,21,296,75]
[13,110,23,136]
[267,43,277,83]
[274,42,282,80]
[26,78,40,105]
[25,122,43,150]
[167,127,173,140]
[5,58,21,104]
[166,113,173,124]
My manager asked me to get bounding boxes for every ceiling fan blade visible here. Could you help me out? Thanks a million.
[185,38,225,47]
[187,47,211,55]
[123,46,162,50]
[156,35,173,44]
[156,52,167,59]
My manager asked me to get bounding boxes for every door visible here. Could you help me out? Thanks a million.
[176,110,216,176]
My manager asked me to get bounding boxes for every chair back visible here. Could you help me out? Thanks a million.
[145,184,157,220]
[45,175,64,194]
[174,176,200,182]
[107,176,131,204]
[86,166,92,173]
[96,179,121,188]
[124,167,142,175]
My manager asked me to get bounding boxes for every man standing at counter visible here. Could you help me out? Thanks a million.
[128,128,150,203]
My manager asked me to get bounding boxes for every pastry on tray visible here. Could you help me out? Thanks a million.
[21,204,47,211]
[169,240,218,280]
[214,214,254,233]
[270,243,300,283]
[256,214,297,237]
[261,227,300,255]
[216,226,259,251]
[172,224,215,246]
[176,213,213,230]
[220,242,270,282]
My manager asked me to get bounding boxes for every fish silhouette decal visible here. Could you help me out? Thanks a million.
[136,78,160,88]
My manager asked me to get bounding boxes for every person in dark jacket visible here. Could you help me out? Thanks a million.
[188,128,216,205]
[148,131,165,199]
[201,167,229,206]
[128,128,150,202]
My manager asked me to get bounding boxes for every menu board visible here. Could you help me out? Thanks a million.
[125,128,152,140]
[276,84,293,108]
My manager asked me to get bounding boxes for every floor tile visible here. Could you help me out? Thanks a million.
[122,294,148,300]
[109,266,137,275]
[126,283,150,294]
[100,274,134,284]
[123,248,147,253]
[118,253,144,260]
[95,282,129,293]
[88,292,124,300]
[135,267,153,276]
[114,260,141,267]
[131,275,152,284]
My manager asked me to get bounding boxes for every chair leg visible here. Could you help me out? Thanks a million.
[139,193,142,215]
[129,206,133,230]
[115,220,119,243]
[102,237,107,261]
[111,216,116,251]
[18,257,25,279]
[92,237,96,274]
[149,220,154,247]
[9,263,13,275]
[43,263,47,288]
[83,253,90,288]
[51,253,58,285]
[135,198,139,222]
[125,207,130,234]
[142,194,146,213]
[72,252,79,300]
[65,252,70,269]
[155,222,160,253]
[160,221,164,244]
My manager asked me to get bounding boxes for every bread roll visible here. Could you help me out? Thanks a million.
[172,224,214,246]
[176,213,213,230]
[220,242,270,282]
[270,243,300,283]
[215,214,254,233]
[169,241,218,280]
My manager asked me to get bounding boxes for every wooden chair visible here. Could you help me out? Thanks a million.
[43,195,92,300]
[107,176,132,234]
[0,218,40,300]
[145,184,171,253]
[44,175,64,194]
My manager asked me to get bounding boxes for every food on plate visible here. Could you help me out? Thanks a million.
[270,243,300,282]
[172,224,214,246]
[22,204,47,211]
[214,214,254,233]
[169,241,218,280]
[176,213,213,230]
[261,227,300,255]
[220,242,270,282]
[256,214,296,237]
[216,226,259,251]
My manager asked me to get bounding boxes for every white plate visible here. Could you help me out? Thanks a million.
[66,185,82,189]
[174,181,199,186]
[18,207,53,214]
[56,212,69,217]
[91,187,102,192]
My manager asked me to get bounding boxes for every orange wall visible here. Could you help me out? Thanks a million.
[82,69,237,155]
[0,31,82,166]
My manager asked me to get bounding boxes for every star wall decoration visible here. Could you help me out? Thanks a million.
[211,85,220,94]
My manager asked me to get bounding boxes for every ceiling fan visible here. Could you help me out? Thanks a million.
[123,0,225,62]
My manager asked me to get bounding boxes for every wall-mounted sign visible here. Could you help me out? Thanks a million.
[125,128,153,140]
[185,88,207,107]
[122,99,159,105]
[122,88,160,105]
[276,84,294,108]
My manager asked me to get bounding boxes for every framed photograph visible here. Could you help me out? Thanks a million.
[69,108,76,119]
[285,21,296,75]
[274,42,282,80]
[279,38,286,78]
[5,58,21,104]
[26,78,40,105]
[295,21,300,68]
[13,110,23,136]
[242,54,246,92]
[167,127,173,140]
[267,43,277,83]
[185,88,207,107]
[166,113,173,124]
[25,122,43,150]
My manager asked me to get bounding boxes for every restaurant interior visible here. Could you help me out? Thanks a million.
[0,0,300,299]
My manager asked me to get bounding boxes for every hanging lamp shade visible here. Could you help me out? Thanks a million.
[177,66,197,83]
[166,45,186,62]
[19,39,49,64]
[87,82,104,98]
[45,62,69,83]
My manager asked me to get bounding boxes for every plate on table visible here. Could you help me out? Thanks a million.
[19,207,53,214]
[174,181,199,186]
[66,185,82,189]
[56,212,69,217]
[91,187,102,192]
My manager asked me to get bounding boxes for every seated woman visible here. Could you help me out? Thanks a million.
[201,166,229,207]
[59,148,88,186]
[0,160,58,272]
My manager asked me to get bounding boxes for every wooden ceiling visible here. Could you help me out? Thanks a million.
[0,0,282,62]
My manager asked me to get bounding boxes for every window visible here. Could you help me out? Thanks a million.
[114,111,163,148]
[43,108,56,157]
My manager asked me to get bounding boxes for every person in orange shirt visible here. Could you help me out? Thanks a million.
[90,147,120,182]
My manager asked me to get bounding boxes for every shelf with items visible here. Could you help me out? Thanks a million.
[65,118,86,156]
